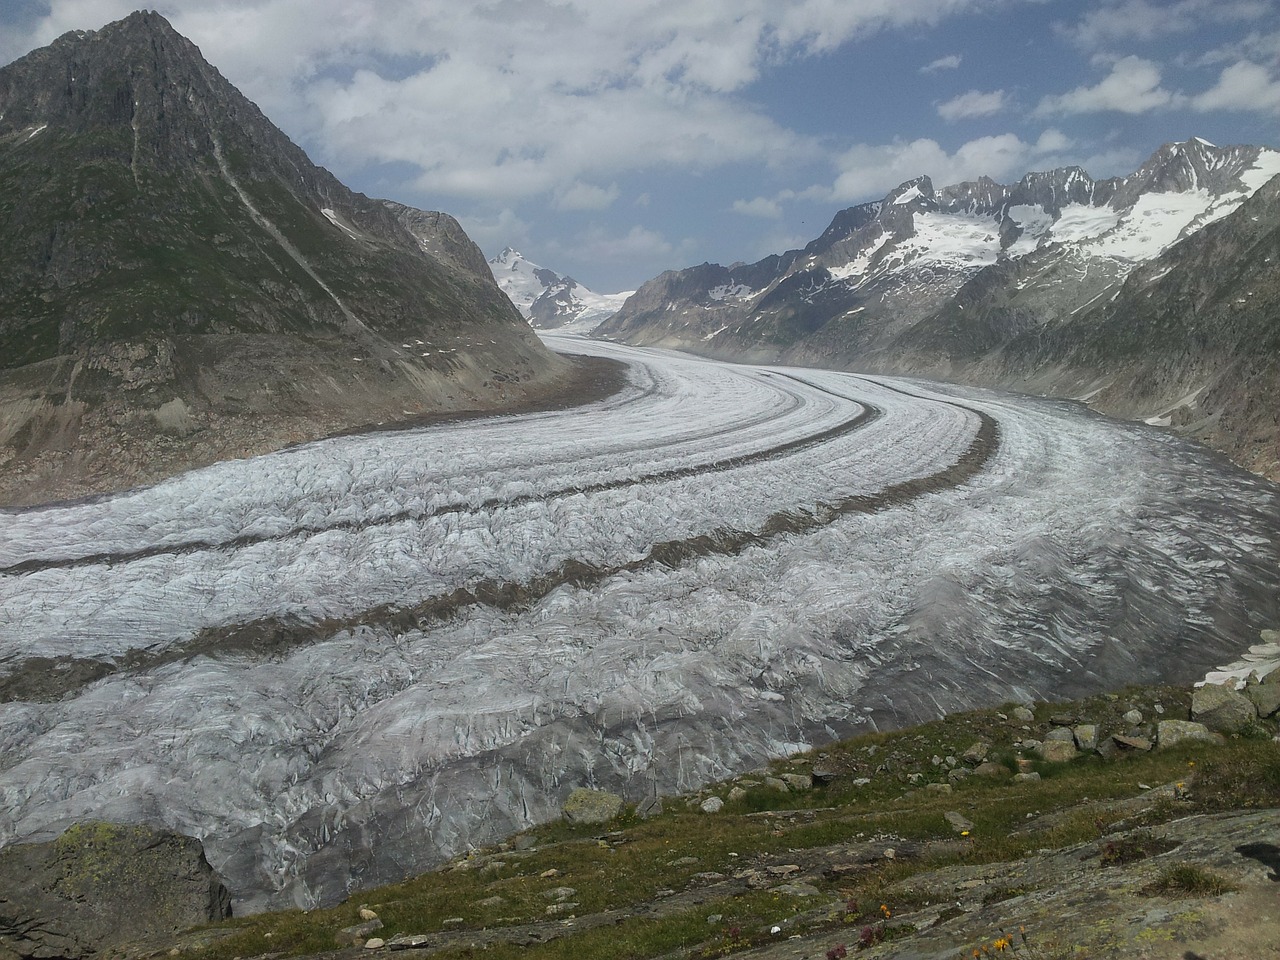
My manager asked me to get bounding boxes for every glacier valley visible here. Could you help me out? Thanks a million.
[2,336,1279,912]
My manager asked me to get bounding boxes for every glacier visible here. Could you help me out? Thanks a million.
[2,335,1279,912]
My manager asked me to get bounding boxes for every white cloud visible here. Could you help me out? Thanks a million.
[937,89,1007,120]
[555,182,621,211]
[829,129,1076,201]
[920,53,963,73]
[1197,29,1280,68]
[2,0,1007,208]
[1059,0,1272,49]
[458,208,532,256]
[566,225,678,263]
[1191,60,1280,112]
[732,197,784,218]
[1033,55,1179,116]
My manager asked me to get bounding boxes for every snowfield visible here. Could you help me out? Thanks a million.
[3,336,1279,912]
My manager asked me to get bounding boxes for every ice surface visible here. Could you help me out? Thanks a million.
[1049,204,1123,244]
[2,336,1279,912]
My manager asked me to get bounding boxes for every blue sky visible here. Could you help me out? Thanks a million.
[3,0,1280,291]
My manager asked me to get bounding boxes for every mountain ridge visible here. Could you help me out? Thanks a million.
[0,11,573,505]
[596,137,1280,477]
[489,247,632,332]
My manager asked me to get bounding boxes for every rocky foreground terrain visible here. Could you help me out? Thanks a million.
[3,664,1277,960]
[0,13,570,506]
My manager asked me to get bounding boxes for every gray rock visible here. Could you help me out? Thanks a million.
[1191,683,1257,733]
[1014,772,1042,783]
[728,786,747,802]
[700,796,725,814]
[636,796,663,820]
[781,773,813,792]
[1122,709,1144,725]
[543,886,577,901]
[1012,706,1035,723]
[0,821,232,960]
[1036,739,1079,762]
[810,766,837,785]
[962,741,990,764]
[1112,734,1152,751]
[1263,667,1280,686]
[562,788,624,824]
[1156,720,1222,749]
[1044,727,1076,743]
[364,938,386,950]
[945,812,975,833]
[926,783,953,794]
[544,902,578,916]
[1073,724,1099,751]
[764,776,790,793]
[973,762,1009,778]
[1096,737,1119,760]
[1245,683,1280,718]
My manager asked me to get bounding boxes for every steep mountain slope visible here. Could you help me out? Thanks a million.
[599,140,1279,361]
[980,169,1280,478]
[489,247,632,331]
[0,12,568,505]
[597,139,1280,475]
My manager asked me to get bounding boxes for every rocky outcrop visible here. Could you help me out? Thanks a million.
[0,821,231,960]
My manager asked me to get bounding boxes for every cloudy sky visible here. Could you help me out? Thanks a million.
[3,0,1280,291]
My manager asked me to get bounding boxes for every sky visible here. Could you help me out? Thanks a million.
[3,0,1280,292]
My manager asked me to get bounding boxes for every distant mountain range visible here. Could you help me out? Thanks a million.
[597,139,1280,477]
[489,247,632,332]
[0,12,565,505]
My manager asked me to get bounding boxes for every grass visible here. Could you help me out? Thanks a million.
[180,685,1277,960]
[1145,864,1240,898]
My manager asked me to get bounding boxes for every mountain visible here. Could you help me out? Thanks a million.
[597,138,1280,476]
[489,247,632,332]
[0,12,568,506]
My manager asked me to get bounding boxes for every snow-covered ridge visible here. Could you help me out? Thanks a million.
[819,140,1280,292]
[488,247,631,331]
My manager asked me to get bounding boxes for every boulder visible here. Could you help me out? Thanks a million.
[1044,727,1076,743]
[1244,683,1280,719]
[1011,706,1035,723]
[1122,709,1144,726]
[0,821,232,960]
[636,796,663,820]
[700,797,724,814]
[562,788,624,824]
[962,741,990,764]
[781,773,813,792]
[1191,683,1257,734]
[1111,734,1152,751]
[764,777,790,793]
[1073,725,1099,751]
[1036,739,1079,763]
[973,762,1010,778]
[1156,720,1222,750]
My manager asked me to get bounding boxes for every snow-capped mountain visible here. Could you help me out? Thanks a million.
[598,139,1280,359]
[489,248,632,331]
[597,138,1280,479]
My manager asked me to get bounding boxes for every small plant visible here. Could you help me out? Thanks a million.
[1098,831,1178,866]
[826,944,848,960]
[1145,864,1239,897]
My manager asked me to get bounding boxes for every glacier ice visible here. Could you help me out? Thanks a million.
[2,335,1279,912]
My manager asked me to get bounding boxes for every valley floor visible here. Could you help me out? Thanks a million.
[2,336,1278,914]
